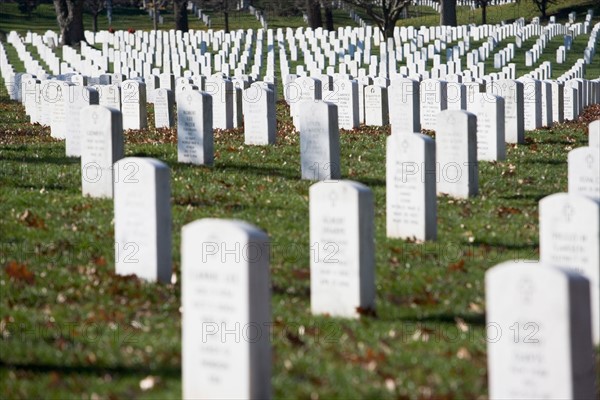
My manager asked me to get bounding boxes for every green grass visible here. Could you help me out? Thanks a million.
[0,2,355,36]
[477,20,600,79]
[194,9,263,31]
[0,2,231,36]
[396,0,600,27]
[1,0,599,37]
[524,28,600,79]
[1,68,600,398]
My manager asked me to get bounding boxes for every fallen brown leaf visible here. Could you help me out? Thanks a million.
[4,261,35,284]
[18,209,45,229]
[448,259,466,272]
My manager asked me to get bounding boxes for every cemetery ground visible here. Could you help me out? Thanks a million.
[1,76,600,397]
[1,0,599,37]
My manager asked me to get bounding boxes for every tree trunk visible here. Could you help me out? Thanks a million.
[223,0,230,33]
[106,0,112,25]
[92,13,98,33]
[383,22,395,42]
[174,0,188,32]
[541,1,547,19]
[440,0,457,26]
[306,0,322,29]
[153,0,158,30]
[53,0,85,46]
[481,2,487,24]
[324,5,333,31]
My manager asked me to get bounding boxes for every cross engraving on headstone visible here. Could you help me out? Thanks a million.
[401,139,409,153]
[328,191,338,207]
[517,276,534,305]
[586,154,594,169]
[563,203,574,222]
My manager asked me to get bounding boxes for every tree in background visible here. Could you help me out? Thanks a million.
[440,0,457,26]
[475,0,488,24]
[529,0,555,20]
[149,0,168,30]
[323,2,333,31]
[306,0,322,29]
[215,0,234,33]
[341,0,411,40]
[173,0,189,31]
[194,0,236,32]
[17,0,39,17]
[254,0,299,17]
[53,0,86,45]
[85,0,106,32]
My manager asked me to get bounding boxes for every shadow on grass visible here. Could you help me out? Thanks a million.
[172,196,214,208]
[1,154,78,166]
[471,238,539,250]
[2,151,81,165]
[0,360,181,378]
[403,312,486,326]
[359,309,487,325]
[0,94,18,105]
[521,158,566,165]
[535,139,582,145]
[497,192,551,202]
[552,0,600,20]
[356,176,386,187]
[13,182,75,191]
[272,283,310,298]
[216,162,300,180]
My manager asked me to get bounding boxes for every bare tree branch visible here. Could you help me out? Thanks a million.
[341,0,411,40]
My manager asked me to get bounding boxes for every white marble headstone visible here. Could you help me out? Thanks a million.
[290,76,323,129]
[364,85,389,126]
[446,82,466,110]
[436,110,478,198]
[589,120,600,148]
[177,91,213,165]
[243,83,276,145]
[420,79,448,130]
[299,100,341,180]
[486,261,596,399]
[50,81,72,139]
[205,77,234,130]
[80,105,124,198]
[66,86,100,157]
[568,147,600,201]
[486,80,524,144]
[121,80,148,130]
[335,78,359,130]
[389,78,420,134]
[182,219,271,399]
[98,84,121,111]
[386,133,437,241]
[310,180,375,318]
[471,93,506,161]
[520,78,542,131]
[563,83,579,121]
[154,88,175,128]
[114,157,171,283]
[539,192,600,345]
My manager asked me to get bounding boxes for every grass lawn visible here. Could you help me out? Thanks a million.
[1,71,600,397]
[479,24,600,79]
[0,3,362,35]
[395,0,600,27]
